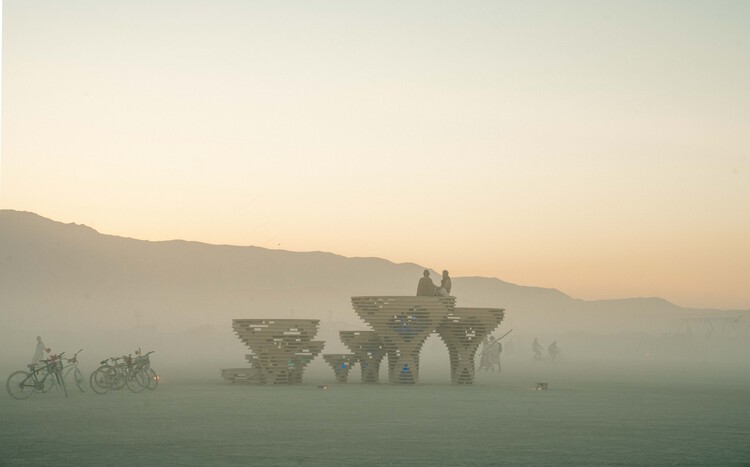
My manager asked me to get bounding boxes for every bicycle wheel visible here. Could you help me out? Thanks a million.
[6,371,34,400]
[90,366,114,395]
[39,368,56,393]
[125,368,147,393]
[66,366,87,392]
[145,368,159,390]
[110,368,126,391]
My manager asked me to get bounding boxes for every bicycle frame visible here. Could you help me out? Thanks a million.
[6,353,67,399]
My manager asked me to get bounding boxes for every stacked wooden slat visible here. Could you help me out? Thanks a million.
[220,367,265,384]
[322,354,358,383]
[339,330,386,383]
[220,319,323,385]
[287,340,325,384]
[351,296,455,384]
[435,307,505,384]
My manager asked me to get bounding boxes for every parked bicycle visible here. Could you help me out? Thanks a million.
[90,355,130,394]
[6,353,68,399]
[44,349,87,393]
[90,350,158,394]
[127,349,159,391]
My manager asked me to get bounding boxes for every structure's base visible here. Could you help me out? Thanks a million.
[220,368,265,384]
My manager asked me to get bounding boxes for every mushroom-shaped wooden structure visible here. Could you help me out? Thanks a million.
[351,296,455,384]
[288,340,325,384]
[226,319,323,384]
[339,330,386,383]
[435,307,505,384]
[322,353,358,382]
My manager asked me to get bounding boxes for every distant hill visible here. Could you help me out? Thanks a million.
[2,209,747,340]
[0,210,748,332]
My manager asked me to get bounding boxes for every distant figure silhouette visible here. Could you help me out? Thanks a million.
[31,336,51,367]
[491,338,502,372]
[532,337,543,361]
[416,269,436,296]
[479,336,492,371]
[479,336,502,372]
[548,341,560,362]
[438,270,452,296]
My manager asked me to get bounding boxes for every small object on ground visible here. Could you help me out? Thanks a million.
[317,384,329,390]
[534,382,548,391]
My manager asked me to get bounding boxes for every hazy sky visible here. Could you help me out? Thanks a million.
[1,1,748,309]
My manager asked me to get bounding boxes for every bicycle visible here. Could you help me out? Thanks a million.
[138,349,158,391]
[90,355,131,395]
[91,351,155,394]
[44,349,87,393]
[6,353,68,400]
[125,350,156,393]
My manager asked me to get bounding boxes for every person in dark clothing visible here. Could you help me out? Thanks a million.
[416,269,436,296]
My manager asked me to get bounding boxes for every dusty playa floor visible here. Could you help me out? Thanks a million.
[2,363,749,466]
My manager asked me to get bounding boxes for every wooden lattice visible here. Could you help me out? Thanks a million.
[322,353,358,382]
[351,296,455,384]
[222,319,323,384]
[435,307,505,384]
[339,330,386,383]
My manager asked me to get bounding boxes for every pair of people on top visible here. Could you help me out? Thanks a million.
[416,269,452,296]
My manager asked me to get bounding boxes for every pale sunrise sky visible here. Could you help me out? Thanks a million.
[1,1,748,309]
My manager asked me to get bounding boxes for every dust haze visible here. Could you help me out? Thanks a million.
[2,210,748,382]
[3,211,750,465]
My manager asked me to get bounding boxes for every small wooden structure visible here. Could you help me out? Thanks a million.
[339,330,386,383]
[322,353,358,382]
[435,307,505,384]
[221,319,324,384]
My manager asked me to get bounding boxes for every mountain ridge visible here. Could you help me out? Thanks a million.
[1,209,746,340]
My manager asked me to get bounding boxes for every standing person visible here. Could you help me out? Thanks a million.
[479,336,492,371]
[491,338,503,372]
[416,269,436,296]
[31,336,51,367]
[532,337,543,361]
[548,341,560,362]
[438,270,452,296]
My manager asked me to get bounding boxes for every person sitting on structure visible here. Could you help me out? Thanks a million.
[416,269,437,296]
[437,270,452,296]
[548,341,560,362]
